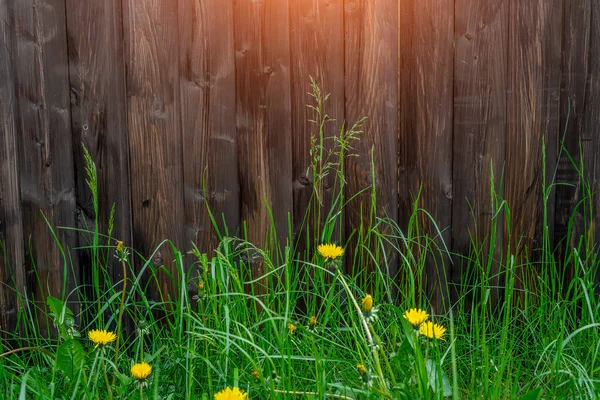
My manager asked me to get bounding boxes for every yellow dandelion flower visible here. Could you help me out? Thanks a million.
[214,387,247,400]
[131,362,152,380]
[287,322,296,335]
[308,315,317,327]
[362,294,373,313]
[88,329,117,348]
[317,243,344,261]
[419,321,447,341]
[116,241,124,252]
[403,308,429,328]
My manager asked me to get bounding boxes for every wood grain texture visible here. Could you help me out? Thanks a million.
[506,0,561,293]
[65,0,132,283]
[453,0,508,305]
[10,0,79,322]
[345,0,398,290]
[0,0,24,335]
[399,0,453,308]
[234,0,293,265]
[1,0,598,335]
[289,0,345,257]
[178,0,239,271]
[555,1,597,280]
[123,0,185,298]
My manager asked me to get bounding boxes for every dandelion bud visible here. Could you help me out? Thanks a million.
[287,323,296,335]
[357,363,367,376]
[357,363,372,386]
[362,294,373,313]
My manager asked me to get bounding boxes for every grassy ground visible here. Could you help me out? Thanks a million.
[1,82,599,399]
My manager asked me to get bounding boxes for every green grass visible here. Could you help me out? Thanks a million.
[0,81,599,399]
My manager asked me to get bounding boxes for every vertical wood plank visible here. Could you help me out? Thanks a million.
[399,0,453,308]
[506,0,561,293]
[453,0,508,305]
[65,0,132,283]
[124,0,185,298]
[178,0,239,270]
[555,1,596,279]
[0,0,24,335]
[345,0,398,291]
[234,0,293,265]
[578,3,600,287]
[289,0,345,256]
[10,0,79,323]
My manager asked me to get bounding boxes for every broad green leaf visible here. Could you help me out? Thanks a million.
[56,339,85,381]
[329,382,367,399]
[425,358,452,397]
[18,370,30,400]
[111,370,133,397]
[517,388,543,400]
[46,295,74,325]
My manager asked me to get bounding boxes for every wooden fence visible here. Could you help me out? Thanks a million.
[0,0,598,331]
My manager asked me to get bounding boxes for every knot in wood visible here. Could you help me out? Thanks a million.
[303,11,315,23]
[299,175,311,186]
[346,1,358,12]
[444,186,453,200]
[152,251,163,266]
[152,99,165,117]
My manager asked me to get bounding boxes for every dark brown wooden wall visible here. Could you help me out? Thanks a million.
[1,0,599,324]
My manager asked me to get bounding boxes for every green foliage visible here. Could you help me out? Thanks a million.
[0,81,598,399]
[55,339,84,381]
[46,296,78,340]
[517,388,543,400]
[425,359,451,397]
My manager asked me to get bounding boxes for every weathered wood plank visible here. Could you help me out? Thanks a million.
[289,0,345,257]
[345,0,398,291]
[10,0,79,325]
[234,0,293,267]
[555,1,595,280]
[178,0,239,269]
[0,0,24,335]
[453,0,508,306]
[579,3,600,288]
[123,0,185,298]
[506,0,561,295]
[399,0,454,309]
[65,0,132,283]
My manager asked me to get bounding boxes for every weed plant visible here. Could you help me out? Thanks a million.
[0,81,598,399]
